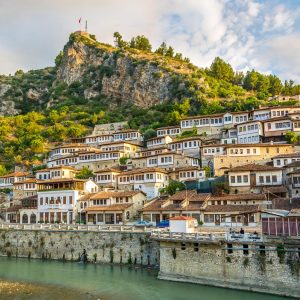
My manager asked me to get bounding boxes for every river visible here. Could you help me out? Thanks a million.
[0,257,294,300]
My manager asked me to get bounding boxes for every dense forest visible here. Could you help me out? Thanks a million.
[0,31,299,173]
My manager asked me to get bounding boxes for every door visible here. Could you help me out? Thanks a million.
[243,214,249,226]
[215,214,220,226]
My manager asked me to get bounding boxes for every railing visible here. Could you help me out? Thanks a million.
[151,231,222,241]
[225,232,263,242]
[0,223,154,233]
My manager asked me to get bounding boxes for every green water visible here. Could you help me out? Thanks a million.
[0,257,293,300]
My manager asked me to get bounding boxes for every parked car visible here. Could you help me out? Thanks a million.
[134,220,153,227]
[157,220,169,228]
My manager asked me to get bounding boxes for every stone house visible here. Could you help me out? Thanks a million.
[226,164,283,194]
[213,143,294,176]
[78,190,146,225]
[117,168,169,199]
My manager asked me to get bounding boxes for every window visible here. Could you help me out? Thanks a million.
[266,176,271,183]
[272,175,277,183]
[243,175,248,183]
[230,176,235,183]
[69,196,73,205]
[243,244,249,255]
[40,197,43,205]
[227,243,233,254]
[63,196,66,204]
[259,176,264,183]
[237,176,242,183]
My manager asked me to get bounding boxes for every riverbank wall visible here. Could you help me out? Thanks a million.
[0,228,160,266]
[158,239,300,298]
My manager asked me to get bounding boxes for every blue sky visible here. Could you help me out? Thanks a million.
[0,0,300,82]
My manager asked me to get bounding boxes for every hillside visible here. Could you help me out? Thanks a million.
[0,31,298,171]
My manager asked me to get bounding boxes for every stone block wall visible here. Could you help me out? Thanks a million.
[0,229,160,266]
[159,240,300,298]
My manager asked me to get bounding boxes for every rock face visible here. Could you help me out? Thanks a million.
[0,31,204,115]
[55,32,191,108]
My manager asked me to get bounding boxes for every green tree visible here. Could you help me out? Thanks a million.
[55,51,64,67]
[130,35,152,51]
[76,167,94,179]
[165,46,174,57]
[243,70,259,91]
[113,32,128,49]
[119,156,129,165]
[161,180,186,195]
[155,42,168,55]
[268,74,282,96]
[209,57,235,82]
[285,132,298,144]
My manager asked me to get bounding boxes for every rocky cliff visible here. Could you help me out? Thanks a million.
[55,31,205,108]
[0,31,209,115]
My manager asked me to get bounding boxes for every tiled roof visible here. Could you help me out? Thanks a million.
[272,152,300,159]
[156,125,181,130]
[52,143,88,149]
[86,204,132,212]
[170,136,202,143]
[0,172,29,179]
[210,193,266,201]
[170,216,195,220]
[36,178,87,184]
[94,168,122,173]
[117,167,168,175]
[263,186,287,194]
[204,204,259,213]
[284,161,300,168]
[223,143,292,148]
[228,164,281,172]
[14,178,38,184]
[90,191,144,199]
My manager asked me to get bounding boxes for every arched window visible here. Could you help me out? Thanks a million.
[30,214,36,224]
[22,214,28,224]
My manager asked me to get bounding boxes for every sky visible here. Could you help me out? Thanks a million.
[0,0,300,82]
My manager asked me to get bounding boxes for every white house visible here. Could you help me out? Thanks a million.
[117,168,169,199]
[37,171,98,224]
[237,120,263,144]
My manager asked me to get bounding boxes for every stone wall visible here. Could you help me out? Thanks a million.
[158,240,300,298]
[0,229,160,266]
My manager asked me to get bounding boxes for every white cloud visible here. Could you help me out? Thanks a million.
[0,0,299,82]
[263,4,296,33]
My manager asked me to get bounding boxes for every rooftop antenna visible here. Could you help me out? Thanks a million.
[85,20,88,32]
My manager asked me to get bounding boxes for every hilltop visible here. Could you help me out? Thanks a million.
[0,31,298,170]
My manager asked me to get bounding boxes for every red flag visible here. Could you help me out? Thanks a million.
[78,17,81,24]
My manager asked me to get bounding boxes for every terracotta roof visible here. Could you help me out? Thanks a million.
[98,141,143,147]
[90,191,144,199]
[204,204,259,213]
[37,166,77,172]
[169,190,197,200]
[36,178,87,184]
[156,126,181,130]
[223,143,292,148]
[262,116,291,123]
[170,136,202,143]
[263,186,287,194]
[272,152,300,159]
[52,143,88,149]
[228,164,282,172]
[140,199,205,212]
[181,113,224,120]
[210,194,266,201]
[170,216,195,220]
[147,136,171,141]
[284,161,300,168]
[0,172,29,179]
[169,166,203,172]
[86,204,132,212]
[14,178,38,184]
[94,168,122,173]
[118,167,168,176]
